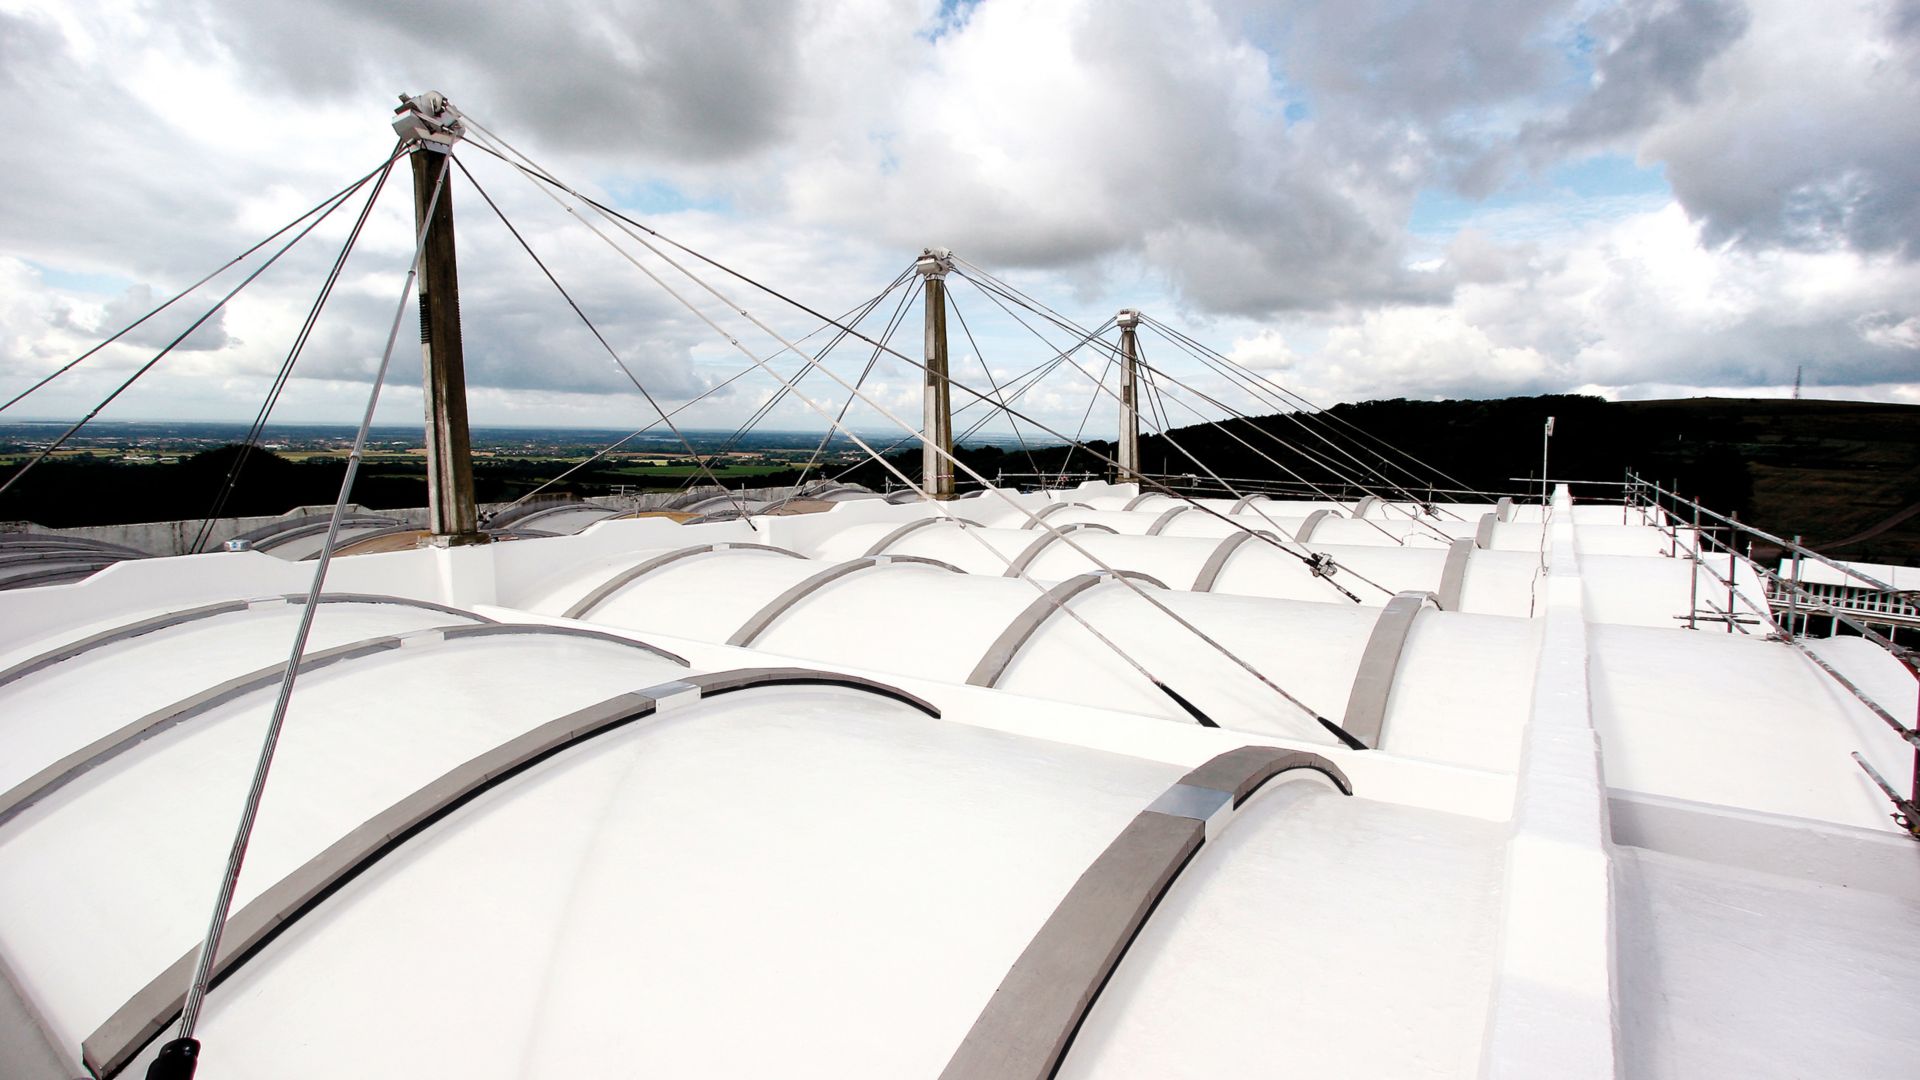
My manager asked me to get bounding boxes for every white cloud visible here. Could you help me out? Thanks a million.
[1256,201,1920,405]
[1635,0,1920,255]
[0,0,1914,438]
[1226,328,1299,371]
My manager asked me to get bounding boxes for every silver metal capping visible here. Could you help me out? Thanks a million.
[937,745,1351,1080]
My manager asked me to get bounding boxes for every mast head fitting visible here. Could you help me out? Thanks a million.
[915,247,954,279]
[393,91,465,148]
[1116,308,1142,329]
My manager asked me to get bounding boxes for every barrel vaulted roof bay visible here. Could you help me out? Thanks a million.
[2,482,1917,1079]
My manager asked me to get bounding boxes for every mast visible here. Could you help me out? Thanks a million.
[1116,308,1142,483]
[392,92,485,545]
[917,248,956,499]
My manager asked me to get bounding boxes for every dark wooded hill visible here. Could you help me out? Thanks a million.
[848,395,1920,565]
[6,396,1915,566]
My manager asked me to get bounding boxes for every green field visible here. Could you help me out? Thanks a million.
[606,463,793,478]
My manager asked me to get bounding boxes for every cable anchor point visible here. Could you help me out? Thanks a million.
[915,247,954,279]
[392,91,466,151]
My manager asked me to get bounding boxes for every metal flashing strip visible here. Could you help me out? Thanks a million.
[1002,523,1119,578]
[1020,501,1081,529]
[285,592,488,622]
[1436,538,1473,611]
[0,550,136,570]
[859,515,984,557]
[297,524,419,558]
[1120,492,1163,511]
[483,498,581,531]
[234,515,397,552]
[1475,513,1497,549]
[1339,590,1438,747]
[937,746,1351,1080]
[252,521,391,553]
[0,594,491,694]
[492,501,618,531]
[0,535,149,558]
[0,563,124,591]
[1495,497,1514,522]
[727,555,964,647]
[1190,530,1273,592]
[83,667,938,1079]
[0,634,410,829]
[1293,508,1337,543]
[0,558,116,578]
[1143,505,1191,535]
[1352,495,1381,519]
[436,623,687,665]
[965,570,1169,689]
[0,624,685,830]
[521,504,620,528]
[563,542,806,620]
[1228,493,1270,514]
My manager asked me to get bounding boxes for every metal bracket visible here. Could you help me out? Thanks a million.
[1851,753,1920,839]
[915,247,954,278]
[392,91,465,147]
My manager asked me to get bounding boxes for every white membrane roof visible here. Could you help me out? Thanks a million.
[1,484,1916,1080]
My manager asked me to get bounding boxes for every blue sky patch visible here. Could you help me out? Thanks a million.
[1411,153,1670,236]
[27,261,133,294]
[603,180,730,217]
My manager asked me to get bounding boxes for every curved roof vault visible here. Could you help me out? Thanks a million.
[4,483,1919,1080]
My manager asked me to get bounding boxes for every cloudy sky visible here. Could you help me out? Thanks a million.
[1,0,1916,442]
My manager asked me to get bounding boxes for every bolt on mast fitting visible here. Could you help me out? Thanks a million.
[392,91,466,150]
[915,247,954,279]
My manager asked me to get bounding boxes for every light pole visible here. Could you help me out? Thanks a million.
[1541,415,1555,507]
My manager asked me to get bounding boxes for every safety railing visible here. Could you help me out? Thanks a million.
[1627,472,1920,836]
[1130,473,1533,504]
[987,471,1102,490]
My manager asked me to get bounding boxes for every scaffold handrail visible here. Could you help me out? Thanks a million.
[1630,471,1907,596]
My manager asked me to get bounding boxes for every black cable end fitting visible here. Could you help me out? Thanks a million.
[146,1037,201,1080]
[1156,682,1220,728]
[1318,716,1371,751]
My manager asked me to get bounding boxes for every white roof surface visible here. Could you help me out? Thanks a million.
[1781,556,1919,590]
[2,484,1916,1079]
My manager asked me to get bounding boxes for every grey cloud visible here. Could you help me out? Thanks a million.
[1220,0,1586,198]
[1640,316,1919,389]
[192,0,803,163]
[806,0,1451,318]
[51,284,238,353]
[1531,0,1751,149]
[0,12,276,280]
[274,224,719,401]
[1655,21,1920,257]
[1249,0,1580,119]
[1895,0,1920,39]
[1517,0,1920,260]
[7,0,1917,424]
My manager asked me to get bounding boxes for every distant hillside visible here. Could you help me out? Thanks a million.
[854,395,1920,566]
[7,395,1916,566]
